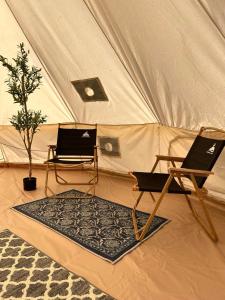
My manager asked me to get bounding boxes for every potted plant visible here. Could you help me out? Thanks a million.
[0,43,47,190]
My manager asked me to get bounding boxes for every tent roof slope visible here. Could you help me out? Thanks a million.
[0,0,75,125]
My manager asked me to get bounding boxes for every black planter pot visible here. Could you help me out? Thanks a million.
[23,177,37,191]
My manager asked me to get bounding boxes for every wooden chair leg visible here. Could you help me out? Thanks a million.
[132,191,144,240]
[44,164,50,197]
[55,171,68,184]
[190,175,218,242]
[149,192,156,202]
[184,194,199,217]
[95,159,99,184]
[176,176,200,217]
[45,165,58,198]
[133,174,174,241]
[54,165,98,186]
[45,164,96,199]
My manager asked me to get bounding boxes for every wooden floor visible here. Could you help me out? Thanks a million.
[1,167,225,300]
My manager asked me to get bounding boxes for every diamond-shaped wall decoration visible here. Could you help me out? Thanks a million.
[72,77,108,102]
[99,136,121,157]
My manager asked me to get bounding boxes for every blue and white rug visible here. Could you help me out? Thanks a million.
[13,190,169,263]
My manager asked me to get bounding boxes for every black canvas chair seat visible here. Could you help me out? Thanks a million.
[44,123,98,198]
[130,126,225,242]
[132,172,191,194]
[47,158,94,164]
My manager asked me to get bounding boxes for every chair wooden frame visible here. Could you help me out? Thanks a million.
[44,123,98,198]
[130,127,225,242]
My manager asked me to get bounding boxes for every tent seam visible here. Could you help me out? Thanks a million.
[82,0,160,123]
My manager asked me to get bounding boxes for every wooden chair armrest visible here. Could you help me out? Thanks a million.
[128,172,139,190]
[156,155,185,162]
[129,171,137,180]
[151,155,185,172]
[169,167,213,177]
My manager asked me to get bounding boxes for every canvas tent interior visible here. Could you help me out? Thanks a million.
[0,0,225,299]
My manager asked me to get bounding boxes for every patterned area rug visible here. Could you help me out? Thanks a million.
[13,189,169,263]
[0,229,114,299]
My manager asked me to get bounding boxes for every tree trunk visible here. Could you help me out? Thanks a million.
[22,74,32,179]
[28,151,32,179]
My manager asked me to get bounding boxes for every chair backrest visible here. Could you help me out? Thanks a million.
[56,128,97,156]
[181,129,225,188]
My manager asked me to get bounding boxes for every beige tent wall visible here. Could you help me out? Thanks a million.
[97,123,160,173]
[1,123,225,202]
[0,124,160,168]
[6,0,156,125]
[0,125,57,164]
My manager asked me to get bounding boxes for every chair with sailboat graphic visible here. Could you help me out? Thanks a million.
[130,127,225,242]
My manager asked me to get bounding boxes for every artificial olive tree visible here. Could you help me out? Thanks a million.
[0,43,47,179]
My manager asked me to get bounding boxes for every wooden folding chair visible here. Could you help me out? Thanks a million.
[130,127,225,242]
[45,123,98,198]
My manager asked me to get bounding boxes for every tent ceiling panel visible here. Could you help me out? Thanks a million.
[0,1,74,125]
[85,0,225,130]
[6,0,156,125]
